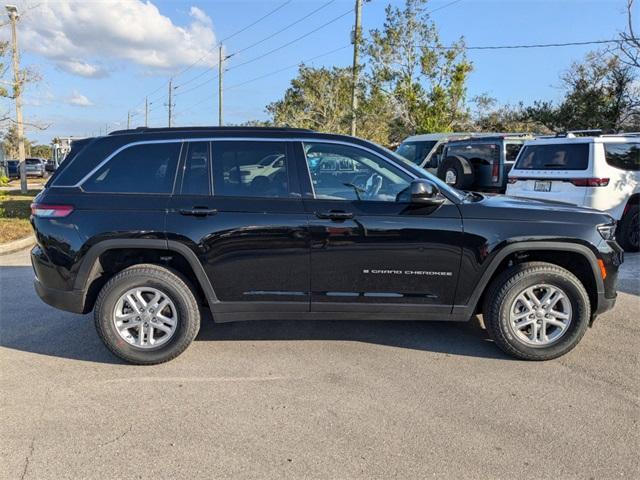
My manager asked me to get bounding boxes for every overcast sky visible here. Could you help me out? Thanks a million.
[0,0,633,144]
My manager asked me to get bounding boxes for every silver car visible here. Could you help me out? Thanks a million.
[25,158,46,177]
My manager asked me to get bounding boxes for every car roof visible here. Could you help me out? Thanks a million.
[108,126,315,136]
[446,134,534,144]
[401,132,472,142]
[524,133,640,145]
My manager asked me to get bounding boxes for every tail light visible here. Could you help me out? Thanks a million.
[31,203,74,218]
[491,157,500,183]
[569,178,609,187]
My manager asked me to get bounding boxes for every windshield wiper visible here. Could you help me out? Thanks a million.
[343,182,365,201]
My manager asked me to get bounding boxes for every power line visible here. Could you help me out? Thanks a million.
[428,0,464,15]
[174,4,351,98]
[174,72,220,98]
[227,8,354,72]
[468,38,624,50]
[132,1,295,117]
[174,0,338,92]
[226,45,351,90]
[233,0,337,56]
[221,0,293,43]
[422,38,626,51]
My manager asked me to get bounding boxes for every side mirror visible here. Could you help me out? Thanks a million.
[405,179,445,206]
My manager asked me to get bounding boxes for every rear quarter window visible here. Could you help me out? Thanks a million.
[515,143,589,170]
[604,142,640,171]
[83,142,181,194]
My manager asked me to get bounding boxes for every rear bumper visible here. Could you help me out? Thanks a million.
[34,277,86,314]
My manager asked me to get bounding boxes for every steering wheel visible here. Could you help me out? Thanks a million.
[364,174,383,199]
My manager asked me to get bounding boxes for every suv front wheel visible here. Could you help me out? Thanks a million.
[94,264,201,365]
[483,262,590,361]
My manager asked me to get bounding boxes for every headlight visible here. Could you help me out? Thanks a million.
[597,223,616,241]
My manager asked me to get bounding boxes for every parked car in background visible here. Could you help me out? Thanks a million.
[507,132,640,251]
[396,133,471,173]
[25,158,46,177]
[31,126,621,364]
[1,159,20,179]
[438,134,532,192]
[45,159,57,173]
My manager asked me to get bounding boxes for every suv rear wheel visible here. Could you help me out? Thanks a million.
[483,262,590,361]
[94,264,200,365]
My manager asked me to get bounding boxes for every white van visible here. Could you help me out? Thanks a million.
[507,133,639,251]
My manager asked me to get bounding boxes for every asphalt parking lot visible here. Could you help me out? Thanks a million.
[1,248,638,480]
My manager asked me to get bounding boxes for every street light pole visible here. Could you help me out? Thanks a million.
[218,44,224,126]
[350,0,362,137]
[6,5,27,194]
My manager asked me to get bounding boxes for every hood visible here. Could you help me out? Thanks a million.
[460,193,614,224]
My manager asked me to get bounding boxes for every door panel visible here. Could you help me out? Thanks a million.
[166,140,310,312]
[298,141,463,312]
[306,199,463,309]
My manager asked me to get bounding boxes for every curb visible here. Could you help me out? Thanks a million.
[0,235,35,256]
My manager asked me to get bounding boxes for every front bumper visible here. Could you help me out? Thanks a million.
[34,277,86,314]
[594,293,617,316]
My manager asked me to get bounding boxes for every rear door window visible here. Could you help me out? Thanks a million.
[446,143,499,163]
[211,141,291,198]
[515,143,590,170]
[181,142,211,195]
[83,142,181,194]
[604,143,640,171]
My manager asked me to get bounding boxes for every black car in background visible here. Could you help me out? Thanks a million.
[1,159,20,179]
[438,134,531,192]
[31,127,622,364]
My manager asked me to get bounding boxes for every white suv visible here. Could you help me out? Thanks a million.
[507,133,639,251]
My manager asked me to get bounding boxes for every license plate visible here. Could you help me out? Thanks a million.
[534,180,551,192]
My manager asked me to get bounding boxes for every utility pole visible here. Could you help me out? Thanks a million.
[145,97,149,127]
[6,5,27,194]
[168,79,173,127]
[218,44,224,126]
[350,0,362,137]
[127,111,131,129]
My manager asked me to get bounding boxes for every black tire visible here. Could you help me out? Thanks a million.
[616,203,639,252]
[482,262,590,361]
[94,264,200,365]
[437,156,475,190]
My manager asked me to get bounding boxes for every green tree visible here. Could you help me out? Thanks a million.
[362,0,472,137]
[469,94,550,133]
[266,65,399,145]
[267,65,353,134]
[31,144,52,159]
[523,52,639,132]
[2,124,34,159]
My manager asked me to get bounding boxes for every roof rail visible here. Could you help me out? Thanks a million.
[108,126,316,135]
[555,129,603,138]
[600,132,640,137]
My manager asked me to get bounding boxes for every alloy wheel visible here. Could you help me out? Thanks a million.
[508,284,572,346]
[112,287,178,349]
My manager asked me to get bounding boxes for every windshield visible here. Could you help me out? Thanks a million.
[381,146,466,201]
[515,143,589,170]
[396,141,437,165]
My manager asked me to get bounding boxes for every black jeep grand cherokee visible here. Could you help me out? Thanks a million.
[31,127,623,364]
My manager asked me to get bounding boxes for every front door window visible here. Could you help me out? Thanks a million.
[303,142,411,202]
